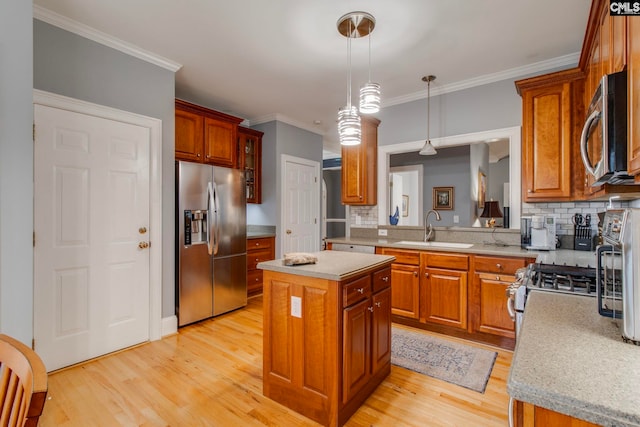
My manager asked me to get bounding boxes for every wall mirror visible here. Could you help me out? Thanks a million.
[378,126,521,229]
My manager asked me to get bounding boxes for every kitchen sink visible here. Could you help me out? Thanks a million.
[395,241,473,249]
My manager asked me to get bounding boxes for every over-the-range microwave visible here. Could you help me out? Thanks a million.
[580,70,633,186]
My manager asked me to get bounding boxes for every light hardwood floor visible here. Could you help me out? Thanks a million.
[39,296,513,426]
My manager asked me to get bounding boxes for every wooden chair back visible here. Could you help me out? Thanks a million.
[0,334,48,427]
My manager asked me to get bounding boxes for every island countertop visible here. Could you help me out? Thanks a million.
[257,250,395,281]
[507,291,640,427]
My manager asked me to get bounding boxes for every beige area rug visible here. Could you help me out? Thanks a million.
[391,326,497,393]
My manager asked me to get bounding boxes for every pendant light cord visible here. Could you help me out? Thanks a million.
[427,78,430,142]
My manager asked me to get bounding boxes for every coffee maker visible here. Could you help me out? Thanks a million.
[522,215,557,250]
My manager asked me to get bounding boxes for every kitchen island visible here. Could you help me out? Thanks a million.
[258,251,395,427]
[508,291,640,426]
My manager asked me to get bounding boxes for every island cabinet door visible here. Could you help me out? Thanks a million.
[390,263,420,319]
[371,287,392,374]
[342,298,371,404]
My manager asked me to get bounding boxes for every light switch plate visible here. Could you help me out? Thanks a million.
[453,215,459,224]
[378,229,388,236]
[291,296,302,318]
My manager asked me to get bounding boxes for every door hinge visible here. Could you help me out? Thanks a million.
[33,123,35,141]
[314,218,317,224]
[314,177,317,183]
[33,231,35,247]
[32,338,35,349]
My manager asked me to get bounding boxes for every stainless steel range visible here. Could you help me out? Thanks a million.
[507,262,598,338]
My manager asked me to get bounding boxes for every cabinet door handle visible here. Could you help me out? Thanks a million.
[413,272,418,277]
[368,306,374,312]
[496,275,500,280]
[375,302,381,308]
[424,272,430,278]
[496,263,502,270]
[382,276,389,282]
[357,288,364,294]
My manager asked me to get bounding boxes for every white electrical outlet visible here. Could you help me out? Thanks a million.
[291,296,301,318]
[355,215,362,225]
[378,229,388,236]
[453,215,459,224]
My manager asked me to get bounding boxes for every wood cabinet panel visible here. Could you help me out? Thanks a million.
[372,267,391,293]
[473,255,526,275]
[175,108,204,161]
[422,267,467,330]
[343,275,371,308]
[473,273,515,338]
[514,400,600,427]
[378,248,420,265]
[204,117,236,167]
[629,15,640,175]
[342,298,371,404]
[390,263,420,319]
[371,287,392,375]
[341,117,380,205]
[423,252,469,271]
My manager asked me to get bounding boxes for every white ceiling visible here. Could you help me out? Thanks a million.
[33,1,591,156]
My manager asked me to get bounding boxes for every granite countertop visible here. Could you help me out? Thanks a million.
[325,237,597,268]
[508,291,640,426]
[247,231,276,238]
[257,250,395,281]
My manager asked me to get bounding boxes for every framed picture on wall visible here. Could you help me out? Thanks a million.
[402,195,409,217]
[478,171,486,209]
[433,187,453,210]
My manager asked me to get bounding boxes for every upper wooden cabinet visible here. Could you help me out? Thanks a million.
[628,16,640,177]
[341,116,380,205]
[238,126,263,203]
[515,68,585,202]
[175,99,243,168]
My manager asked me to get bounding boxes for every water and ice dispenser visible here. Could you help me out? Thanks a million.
[184,209,207,245]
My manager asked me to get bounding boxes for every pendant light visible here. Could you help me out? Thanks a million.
[419,75,437,155]
[359,16,380,114]
[337,19,360,146]
[336,12,376,145]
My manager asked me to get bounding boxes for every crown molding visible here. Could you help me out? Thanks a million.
[33,5,182,72]
[383,52,580,107]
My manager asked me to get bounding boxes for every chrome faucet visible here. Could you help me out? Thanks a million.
[424,210,441,242]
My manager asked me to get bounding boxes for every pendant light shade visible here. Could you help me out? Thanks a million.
[338,106,361,145]
[420,75,437,156]
[359,82,381,114]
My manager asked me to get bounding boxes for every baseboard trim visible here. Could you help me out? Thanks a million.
[161,315,178,338]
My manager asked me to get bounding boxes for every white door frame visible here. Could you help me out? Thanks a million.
[280,154,321,257]
[33,89,164,341]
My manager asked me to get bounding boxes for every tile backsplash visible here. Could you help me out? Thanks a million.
[349,201,630,236]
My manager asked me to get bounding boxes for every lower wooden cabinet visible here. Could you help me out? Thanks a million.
[376,246,534,349]
[421,252,469,330]
[246,236,275,297]
[513,400,600,427]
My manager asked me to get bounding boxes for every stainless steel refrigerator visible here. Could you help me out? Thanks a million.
[176,161,247,327]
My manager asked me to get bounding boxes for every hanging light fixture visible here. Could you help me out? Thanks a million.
[359,15,380,114]
[419,75,437,155]
[336,12,375,145]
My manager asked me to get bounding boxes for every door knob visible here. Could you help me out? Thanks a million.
[138,241,150,249]
[286,229,292,234]
[139,227,147,234]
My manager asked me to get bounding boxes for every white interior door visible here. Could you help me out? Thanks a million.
[34,104,151,371]
[281,155,320,255]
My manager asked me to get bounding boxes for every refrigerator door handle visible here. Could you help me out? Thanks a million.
[207,181,215,255]
[212,181,220,255]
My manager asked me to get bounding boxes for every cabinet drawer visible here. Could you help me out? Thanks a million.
[372,267,391,293]
[247,269,263,285]
[248,249,273,270]
[379,248,420,265]
[343,275,372,308]
[473,256,526,275]
[423,252,469,270]
[248,237,273,251]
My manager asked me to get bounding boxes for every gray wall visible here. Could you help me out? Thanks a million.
[33,20,177,318]
[0,1,33,344]
[391,146,471,227]
[377,78,523,146]
[248,121,323,257]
